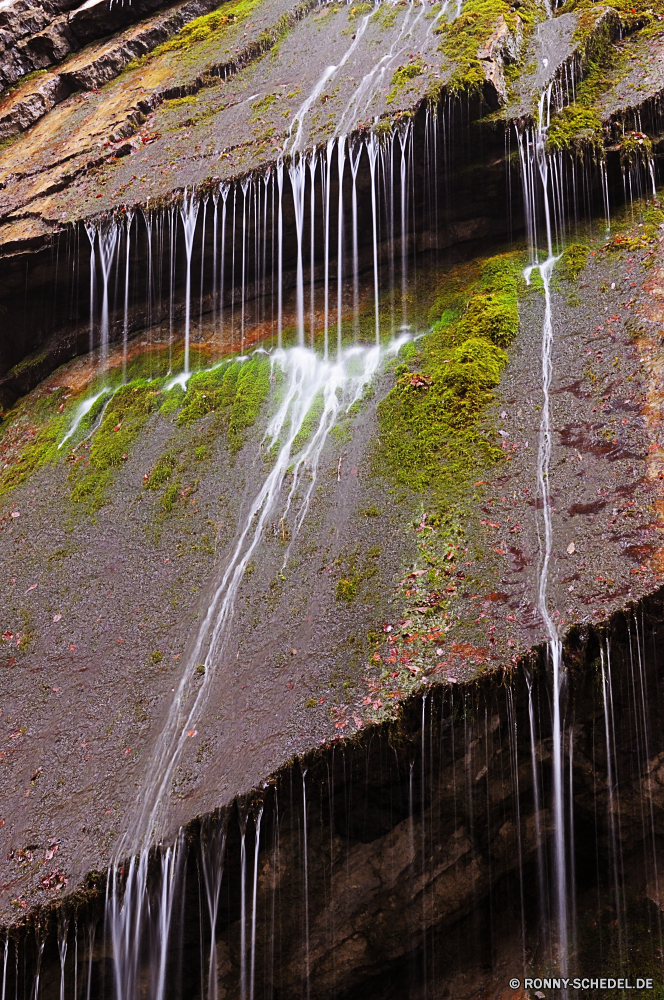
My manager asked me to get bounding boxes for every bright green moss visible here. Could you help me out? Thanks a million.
[377,252,522,500]
[440,337,507,427]
[159,0,262,52]
[457,291,519,347]
[556,243,590,281]
[371,4,398,27]
[70,380,162,512]
[160,385,185,417]
[291,389,324,454]
[547,106,604,157]
[175,355,269,451]
[386,59,424,103]
[228,356,271,452]
[0,415,64,499]
[177,363,236,425]
[436,0,537,96]
[145,452,177,489]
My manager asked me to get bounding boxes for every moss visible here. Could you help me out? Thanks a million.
[371,4,398,27]
[228,356,271,452]
[349,1,372,15]
[336,578,357,601]
[149,650,164,664]
[177,363,236,425]
[0,391,68,500]
[160,385,185,417]
[70,380,162,512]
[250,94,278,121]
[158,0,262,52]
[619,130,653,168]
[556,243,590,281]
[145,453,177,489]
[376,252,521,501]
[547,106,604,157]
[290,389,324,454]
[436,0,537,96]
[161,479,182,513]
[386,59,424,103]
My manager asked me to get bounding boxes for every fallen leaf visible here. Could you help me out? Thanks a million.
[187,730,197,737]
[10,512,19,518]
[124,748,131,755]
[25,584,37,594]
[567,541,576,554]
[493,548,506,555]
[69,644,76,651]
[52,614,62,623]
[2,631,13,642]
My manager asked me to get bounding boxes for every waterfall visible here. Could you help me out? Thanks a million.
[180,190,200,374]
[520,84,567,975]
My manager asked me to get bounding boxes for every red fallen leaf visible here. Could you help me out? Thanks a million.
[409,569,427,577]
[362,696,372,705]
[318,697,325,704]
[124,749,131,755]
[406,665,420,675]
[69,644,76,651]
[0,819,4,827]
[104,809,112,815]
[480,520,501,528]
[372,699,382,710]
[2,631,13,641]
[25,584,37,594]
[372,653,382,662]
[113,423,122,432]
[353,716,363,727]
[506,614,516,622]
[494,548,506,555]
[52,687,60,693]
[474,480,487,486]
[334,720,347,728]
[288,681,293,690]
[187,730,197,737]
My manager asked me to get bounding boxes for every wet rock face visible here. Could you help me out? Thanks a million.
[6,605,664,1000]
[0,0,176,89]
[0,101,517,402]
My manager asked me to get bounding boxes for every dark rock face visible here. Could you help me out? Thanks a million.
[0,0,176,89]
[4,602,664,999]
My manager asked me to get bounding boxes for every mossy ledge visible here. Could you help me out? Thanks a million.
[376,250,524,504]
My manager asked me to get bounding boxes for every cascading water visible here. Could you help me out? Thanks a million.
[8,56,664,1000]
[520,83,568,974]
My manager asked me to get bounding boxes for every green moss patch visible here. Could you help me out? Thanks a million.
[158,0,263,52]
[556,243,590,281]
[376,251,523,501]
[70,380,162,512]
[0,391,68,500]
[547,106,604,157]
[386,59,424,103]
[436,0,538,96]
